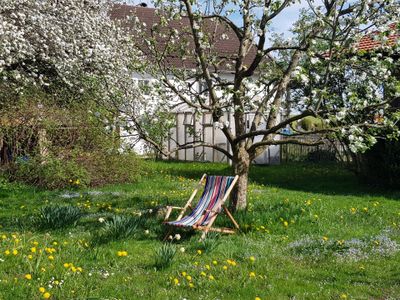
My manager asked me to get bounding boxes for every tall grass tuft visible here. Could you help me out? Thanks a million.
[92,215,143,244]
[198,232,221,252]
[34,205,83,230]
[154,243,176,270]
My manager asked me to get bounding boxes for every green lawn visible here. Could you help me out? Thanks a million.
[0,161,399,299]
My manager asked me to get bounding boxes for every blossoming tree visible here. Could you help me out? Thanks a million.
[0,0,139,107]
[124,0,400,211]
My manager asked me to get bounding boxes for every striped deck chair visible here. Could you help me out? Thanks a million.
[163,174,240,240]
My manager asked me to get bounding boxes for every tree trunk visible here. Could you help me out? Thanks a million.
[231,146,250,212]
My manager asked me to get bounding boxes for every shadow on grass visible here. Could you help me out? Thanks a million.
[147,160,400,200]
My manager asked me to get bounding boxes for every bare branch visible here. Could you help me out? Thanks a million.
[236,110,315,144]
[249,138,325,153]
[172,141,233,160]
[202,14,244,39]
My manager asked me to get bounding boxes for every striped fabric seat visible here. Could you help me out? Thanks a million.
[166,175,235,228]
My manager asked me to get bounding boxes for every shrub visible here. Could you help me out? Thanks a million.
[359,139,400,188]
[306,149,337,163]
[92,215,143,245]
[154,243,176,270]
[77,150,142,186]
[34,205,83,230]
[296,116,325,131]
[3,150,142,189]
[6,155,90,189]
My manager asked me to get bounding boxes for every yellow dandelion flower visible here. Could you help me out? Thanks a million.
[200,271,206,277]
[117,251,128,257]
[12,249,18,255]
[208,274,215,280]
[173,278,179,285]
[340,294,348,299]
[63,263,70,268]
[255,297,262,300]
[48,255,54,260]
[181,271,187,276]
[249,272,256,278]
[186,275,192,281]
[39,287,46,293]
[212,260,218,265]
[30,247,36,253]
[197,250,202,255]
[283,221,289,227]
[43,292,51,299]
[350,207,357,214]
[27,254,33,260]
[4,250,10,255]
[205,264,211,270]
[189,282,194,288]
[322,236,329,242]
[24,274,32,280]
[249,256,256,262]
[222,265,228,270]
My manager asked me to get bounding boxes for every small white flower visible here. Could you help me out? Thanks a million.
[174,234,181,241]
[179,247,185,253]
[144,230,150,235]
[168,235,173,240]
[98,217,105,223]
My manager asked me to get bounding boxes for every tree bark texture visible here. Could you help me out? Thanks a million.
[231,146,250,211]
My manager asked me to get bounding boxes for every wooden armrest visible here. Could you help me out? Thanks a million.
[167,206,184,210]
[164,206,186,221]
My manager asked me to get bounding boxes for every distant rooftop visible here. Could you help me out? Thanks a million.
[110,4,257,71]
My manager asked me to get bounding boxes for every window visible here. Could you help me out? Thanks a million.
[183,113,194,126]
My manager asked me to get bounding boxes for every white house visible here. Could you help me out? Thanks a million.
[111,3,281,164]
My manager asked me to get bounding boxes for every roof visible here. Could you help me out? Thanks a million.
[110,4,257,72]
[357,24,399,52]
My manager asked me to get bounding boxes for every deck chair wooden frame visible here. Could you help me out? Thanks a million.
[163,174,240,240]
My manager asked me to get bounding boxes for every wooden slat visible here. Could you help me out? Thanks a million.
[194,226,235,234]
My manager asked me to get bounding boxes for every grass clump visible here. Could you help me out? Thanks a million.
[34,205,83,230]
[154,243,176,270]
[197,232,221,252]
[92,215,143,245]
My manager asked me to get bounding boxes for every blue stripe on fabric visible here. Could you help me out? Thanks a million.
[166,175,235,228]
